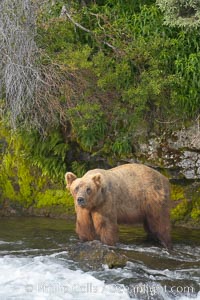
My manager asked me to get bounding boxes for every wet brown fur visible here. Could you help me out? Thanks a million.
[65,163,172,249]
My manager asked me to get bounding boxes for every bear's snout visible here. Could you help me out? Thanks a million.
[77,197,86,207]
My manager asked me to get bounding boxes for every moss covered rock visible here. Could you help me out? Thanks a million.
[67,240,128,270]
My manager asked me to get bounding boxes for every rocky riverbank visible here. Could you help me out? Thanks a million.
[138,122,200,180]
[0,122,199,226]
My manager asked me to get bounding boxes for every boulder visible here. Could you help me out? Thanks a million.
[67,240,128,270]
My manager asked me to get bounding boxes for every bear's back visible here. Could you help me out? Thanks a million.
[84,163,170,203]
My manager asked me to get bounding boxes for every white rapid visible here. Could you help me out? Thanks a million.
[0,217,199,300]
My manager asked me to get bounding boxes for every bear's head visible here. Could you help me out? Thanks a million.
[65,172,104,209]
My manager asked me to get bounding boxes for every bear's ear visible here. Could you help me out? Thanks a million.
[65,172,77,188]
[92,173,102,189]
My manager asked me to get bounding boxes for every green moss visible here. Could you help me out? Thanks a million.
[171,199,189,221]
[170,184,189,221]
[0,175,16,201]
[36,189,74,212]
[0,126,38,207]
[191,207,200,220]
[0,121,74,214]
[171,184,186,201]
[170,183,200,223]
[190,191,200,221]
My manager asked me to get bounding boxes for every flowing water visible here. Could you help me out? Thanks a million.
[0,217,199,300]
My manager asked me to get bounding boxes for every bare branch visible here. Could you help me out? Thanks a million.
[60,5,91,33]
[0,0,66,133]
[60,5,118,52]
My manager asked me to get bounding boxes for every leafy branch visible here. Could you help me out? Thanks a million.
[60,5,118,52]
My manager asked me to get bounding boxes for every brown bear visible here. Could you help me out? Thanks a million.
[65,163,172,249]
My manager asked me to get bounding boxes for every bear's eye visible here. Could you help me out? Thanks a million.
[74,186,79,193]
[86,187,91,194]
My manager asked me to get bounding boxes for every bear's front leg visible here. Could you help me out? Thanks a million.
[76,206,96,241]
[92,211,119,246]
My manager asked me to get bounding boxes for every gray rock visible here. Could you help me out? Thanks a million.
[137,122,200,179]
[67,240,128,270]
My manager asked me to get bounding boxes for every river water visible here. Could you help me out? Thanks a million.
[0,217,199,300]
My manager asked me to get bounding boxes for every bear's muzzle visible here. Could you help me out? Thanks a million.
[77,197,86,207]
